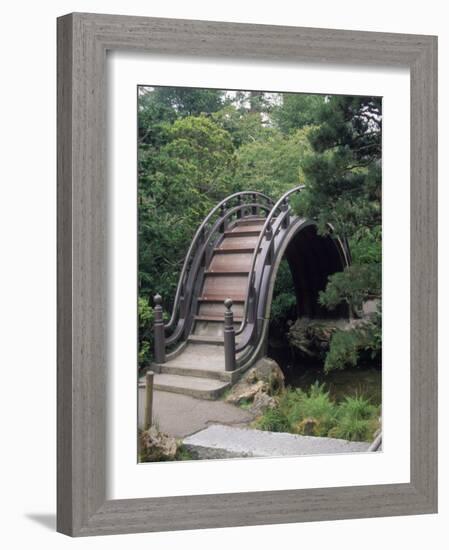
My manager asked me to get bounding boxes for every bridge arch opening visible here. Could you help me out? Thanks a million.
[265,222,349,361]
[282,224,349,320]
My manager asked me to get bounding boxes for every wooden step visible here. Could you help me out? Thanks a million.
[188,334,224,345]
[199,293,246,302]
[198,296,244,303]
[204,270,249,276]
[202,274,248,300]
[234,217,266,226]
[209,252,253,272]
[230,223,265,233]
[224,229,260,238]
[197,300,244,318]
[213,247,255,254]
[218,235,259,250]
[194,314,243,322]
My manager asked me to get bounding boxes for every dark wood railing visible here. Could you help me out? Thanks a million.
[153,191,273,363]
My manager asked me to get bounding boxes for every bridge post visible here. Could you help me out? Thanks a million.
[251,193,258,216]
[219,202,228,232]
[153,294,166,364]
[281,197,290,228]
[265,221,273,265]
[223,298,236,371]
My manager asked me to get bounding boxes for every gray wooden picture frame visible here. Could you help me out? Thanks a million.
[57,12,438,537]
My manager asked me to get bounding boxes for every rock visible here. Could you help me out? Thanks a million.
[140,426,178,461]
[226,380,267,405]
[363,299,380,317]
[288,304,380,361]
[244,357,285,393]
[288,318,340,359]
[225,357,284,407]
[250,389,278,416]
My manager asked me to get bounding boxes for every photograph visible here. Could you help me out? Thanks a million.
[137,85,382,462]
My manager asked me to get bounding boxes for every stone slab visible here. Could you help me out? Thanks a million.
[183,425,371,459]
[145,373,230,400]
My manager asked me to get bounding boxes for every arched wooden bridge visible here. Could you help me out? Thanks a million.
[150,187,350,399]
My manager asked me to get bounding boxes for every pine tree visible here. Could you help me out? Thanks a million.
[294,95,382,370]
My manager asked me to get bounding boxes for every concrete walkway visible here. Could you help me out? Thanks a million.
[183,425,371,459]
[138,388,254,438]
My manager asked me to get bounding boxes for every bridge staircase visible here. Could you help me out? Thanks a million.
[147,188,350,400]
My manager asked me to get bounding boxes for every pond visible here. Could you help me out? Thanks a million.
[268,341,382,406]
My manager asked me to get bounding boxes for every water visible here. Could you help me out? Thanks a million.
[268,340,382,406]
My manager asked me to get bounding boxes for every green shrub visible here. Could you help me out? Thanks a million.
[338,395,377,420]
[254,408,290,432]
[283,383,337,437]
[331,395,379,441]
[255,383,380,442]
[138,297,154,368]
[324,311,382,372]
[324,329,360,371]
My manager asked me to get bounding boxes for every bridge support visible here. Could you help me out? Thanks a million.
[153,294,166,364]
[223,298,236,371]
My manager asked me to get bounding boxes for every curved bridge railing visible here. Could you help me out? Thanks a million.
[234,185,305,350]
[159,191,273,354]
[152,186,350,371]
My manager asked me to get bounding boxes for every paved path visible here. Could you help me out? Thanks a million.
[183,425,371,459]
[138,388,254,438]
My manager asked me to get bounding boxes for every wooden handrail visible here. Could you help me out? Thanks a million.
[163,191,273,333]
[235,186,305,338]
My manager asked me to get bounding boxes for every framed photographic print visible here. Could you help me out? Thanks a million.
[57,12,437,536]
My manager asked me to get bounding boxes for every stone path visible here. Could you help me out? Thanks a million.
[138,388,254,438]
[183,425,371,459]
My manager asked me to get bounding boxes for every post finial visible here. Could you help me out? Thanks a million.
[224,298,233,310]
[154,294,162,306]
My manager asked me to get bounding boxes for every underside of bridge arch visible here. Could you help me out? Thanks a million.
[281,224,349,320]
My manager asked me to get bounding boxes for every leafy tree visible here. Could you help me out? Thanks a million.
[138,86,226,149]
[138,115,236,305]
[272,94,325,134]
[212,105,274,148]
[233,127,313,198]
[140,86,225,120]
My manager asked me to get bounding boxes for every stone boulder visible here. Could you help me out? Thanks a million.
[288,302,381,361]
[245,357,285,393]
[225,357,284,414]
[287,318,340,360]
[140,426,178,462]
[250,389,278,416]
[226,379,267,405]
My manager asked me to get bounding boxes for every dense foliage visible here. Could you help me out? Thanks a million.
[138,87,382,371]
[254,382,380,442]
[292,96,382,369]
